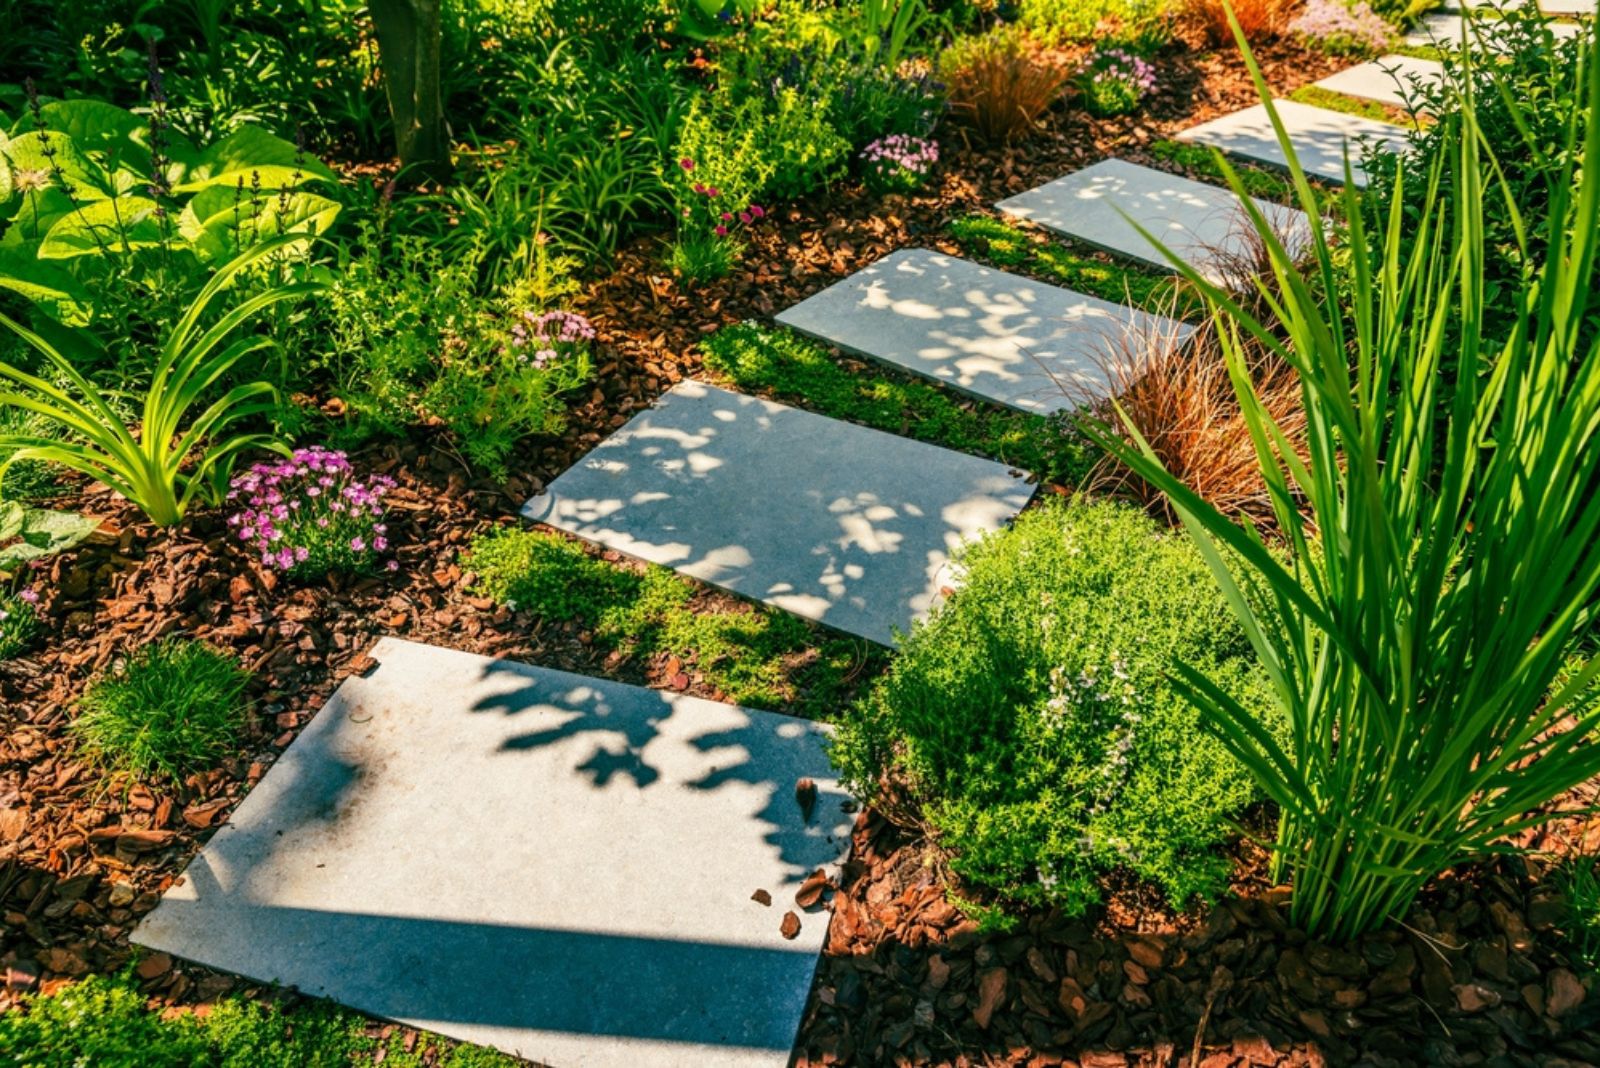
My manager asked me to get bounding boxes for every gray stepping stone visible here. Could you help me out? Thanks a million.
[1312,55,1445,112]
[1174,100,1413,187]
[1406,10,1582,47]
[1539,0,1594,14]
[135,637,854,1068]
[774,248,1193,414]
[523,379,1035,646]
[994,158,1314,286]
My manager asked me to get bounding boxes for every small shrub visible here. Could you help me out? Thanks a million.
[227,447,398,576]
[939,26,1072,143]
[1077,48,1159,118]
[859,134,940,194]
[0,585,42,660]
[72,639,252,780]
[1287,0,1395,58]
[833,497,1275,914]
[318,226,594,474]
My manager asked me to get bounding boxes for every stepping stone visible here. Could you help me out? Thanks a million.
[1539,0,1594,14]
[1174,100,1413,187]
[994,159,1314,287]
[523,379,1034,646]
[774,248,1193,414]
[135,637,853,1068]
[1406,10,1582,47]
[1312,55,1445,112]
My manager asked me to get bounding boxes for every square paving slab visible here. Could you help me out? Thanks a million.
[135,637,854,1068]
[774,248,1193,413]
[1175,100,1413,187]
[994,159,1313,286]
[523,379,1035,646]
[1539,0,1594,14]
[1406,11,1582,47]
[1312,56,1445,112]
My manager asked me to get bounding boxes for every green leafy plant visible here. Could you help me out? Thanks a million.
[0,93,338,328]
[1560,853,1600,974]
[1090,17,1600,939]
[0,235,318,526]
[0,497,96,571]
[316,225,593,474]
[0,584,41,660]
[1021,0,1175,48]
[834,497,1275,914]
[72,637,252,780]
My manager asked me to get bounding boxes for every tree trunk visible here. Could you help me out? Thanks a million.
[368,0,450,182]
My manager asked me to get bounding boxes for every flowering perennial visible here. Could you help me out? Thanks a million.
[1287,0,1394,56]
[671,155,767,281]
[860,134,940,195]
[1079,48,1158,118]
[227,447,398,576]
[507,309,596,370]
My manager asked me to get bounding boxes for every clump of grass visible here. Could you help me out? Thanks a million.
[699,322,1099,487]
[72,639,252,780]
[465,528,878,716]
[940,25,1072,143]
[945,214,1206,319]
[1287,85,1409,124]
[0,969,523,1067]
[1560,855,1600,973]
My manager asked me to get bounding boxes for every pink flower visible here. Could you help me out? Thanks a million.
[707,186,720,198]
[738,211,752,224]
[693,183,706,194]
[750,204,765,218]
[386,560,400,572]
[720,211,733,222]
[679,158,695,171]
[18,588,39,604]
[351,537,366,552]
[714,224,728,237]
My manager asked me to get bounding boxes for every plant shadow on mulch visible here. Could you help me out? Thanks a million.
[793,812,1600,1068]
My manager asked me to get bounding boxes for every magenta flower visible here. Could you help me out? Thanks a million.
[680,158,695,171]
[714,224,728,237]
[739,211,752,224]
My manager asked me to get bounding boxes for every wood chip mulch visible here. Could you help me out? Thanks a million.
[5,35,1593,1068]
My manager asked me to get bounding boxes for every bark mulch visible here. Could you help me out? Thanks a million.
[6,35,1592,1068]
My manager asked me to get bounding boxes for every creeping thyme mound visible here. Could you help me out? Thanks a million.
[833,497,1277,916]
[860,134,939,194]
[227,447,397,576]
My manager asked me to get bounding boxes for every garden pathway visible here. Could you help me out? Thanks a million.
[133,11,1590,1068]
[1311,55,1445,112]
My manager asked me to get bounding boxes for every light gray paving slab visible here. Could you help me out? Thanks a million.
[1174,100,1413,187]
[994,159,1313,286]
[135,637,854,1068]
[1312,55,1445,112]
[1406,10,1583,47]
[523,379,1035,646]
[1539,0,1594,15]
[775,248,1192,414]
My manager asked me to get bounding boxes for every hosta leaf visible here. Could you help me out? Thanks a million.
[0,501,23,542]
[184,188,341,263]
[0,247,93,323]
[0,130,112,199]
[0,505,99,571]
[37,196,172,259]
[35,100,151,174]
[0,186,73,252]
[171,125,336,192]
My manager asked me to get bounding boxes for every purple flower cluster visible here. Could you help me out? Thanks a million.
[1288,0,1394,56]
[861,134,940,194]
[507,309,596,369]
[227,447,398,577]
[1080,48,1159,118]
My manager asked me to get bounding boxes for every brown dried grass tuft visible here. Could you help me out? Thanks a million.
[939,27,1072,145]
[1181,0,1295,46]
[1083,223,1314,530]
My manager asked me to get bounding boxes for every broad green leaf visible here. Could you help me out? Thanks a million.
[0,505,99,571]
[171,125,335,192]
[183,188,341,263]
[0,500,23,542]
[37,196,171,259]
[35,100,151,174]
[0,186,73,251]
[0,247,93,323]
[0,130,110,199]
